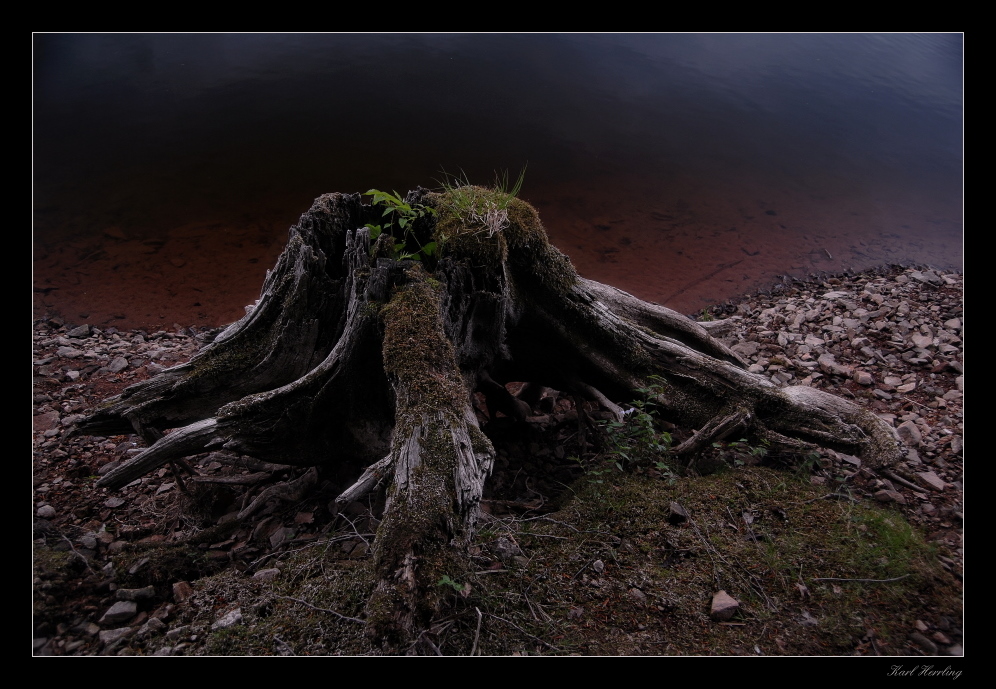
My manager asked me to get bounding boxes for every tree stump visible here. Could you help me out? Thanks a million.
[78,185,901,646]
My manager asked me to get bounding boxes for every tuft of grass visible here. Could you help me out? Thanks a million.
[434,165,527,237]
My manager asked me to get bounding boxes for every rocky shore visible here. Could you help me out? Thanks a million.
[32,265,963,656]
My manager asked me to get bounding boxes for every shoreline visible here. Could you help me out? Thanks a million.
[34,254,962,333]
[33,264,963,656]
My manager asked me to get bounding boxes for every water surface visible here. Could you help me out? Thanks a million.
[34,33,963,328]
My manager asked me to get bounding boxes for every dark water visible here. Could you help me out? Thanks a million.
[34,33,962,322]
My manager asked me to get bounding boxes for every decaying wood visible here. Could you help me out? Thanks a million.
[77,187,902,647]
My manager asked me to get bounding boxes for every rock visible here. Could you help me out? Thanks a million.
[817,353,850,376]
[916,471,947,492]
[932,631,952,645]
[166,625,190,640]
[36,504,57,518]
[710,590,739,621]
[212,608,243,630]
[67,324,91,338]
[731,341,760,358]
[100,600,138,624]
[99,627,136,649]
[253,568,281,582]
[269,526,295,549]
[853,371,874,385]
[136,617,167,640]
[897,421,923,446]
[874,489,907,505]
[98,460,124,476]
[909,631,938,654]
[117,586,156,601]
[33,411,61,432]
[667,501,689,525]
[495,536,522,560]
[172,581,194,603]
[107,356,130,373]
[799,610,819,627]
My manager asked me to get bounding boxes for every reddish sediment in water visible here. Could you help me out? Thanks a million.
[33,177,961,331]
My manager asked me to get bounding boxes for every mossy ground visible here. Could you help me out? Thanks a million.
[152,464,957,656]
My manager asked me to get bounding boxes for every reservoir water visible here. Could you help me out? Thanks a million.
[33,33,963,329]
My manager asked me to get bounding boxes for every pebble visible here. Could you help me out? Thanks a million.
[212,608,243,630]
[36,505,56,518]
[710,590,740,621]
[100,601,137,624]
[252,568,281,582]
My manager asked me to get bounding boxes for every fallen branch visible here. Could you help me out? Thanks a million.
[471,607,483,657]
[277,596,365,624]
[811,574,912,583]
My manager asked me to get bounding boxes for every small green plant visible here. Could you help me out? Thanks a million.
[711,437,772,468]
[594,375,675,478]
[436,574,467,593]
[364,189,438,262]
[793,450,824,479]
[572,455,614,484]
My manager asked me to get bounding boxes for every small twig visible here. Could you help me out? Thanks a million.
[571,562,591,580]
[168,460,192,495]
[793,492,860,505]
[471,607,483,657]
[60,534,96,574]
[487,613,559,651]
[515,515,614,537]
[899,396,931,411]
[689,516,776,611]
[338,513,372,552]
[273,634,296,656]
[189,472,272,486]
[522,589,552,623]
[277,596,365,624]
[426,638,443,656]
[415,630,443,656]
[882,469,928,494]
[812,574,911,583]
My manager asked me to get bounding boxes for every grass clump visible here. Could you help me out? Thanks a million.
[434,165,527,238]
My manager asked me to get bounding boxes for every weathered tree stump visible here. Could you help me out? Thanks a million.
[78,186,901,646]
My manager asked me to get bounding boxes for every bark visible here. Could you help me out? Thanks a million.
[77,186,902,647]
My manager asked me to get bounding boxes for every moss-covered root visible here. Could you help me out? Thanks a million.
[366,266,495,647]
[769,385,903,468]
